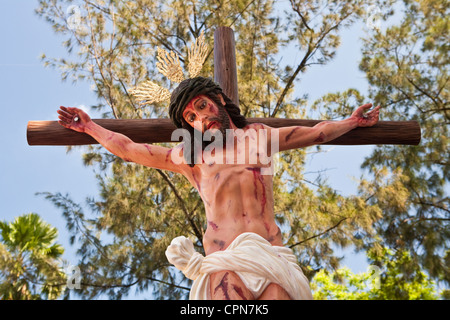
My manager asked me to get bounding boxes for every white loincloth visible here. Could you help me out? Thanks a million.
[165,232,313,300]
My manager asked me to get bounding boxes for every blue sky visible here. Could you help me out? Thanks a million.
[0,0,379,299]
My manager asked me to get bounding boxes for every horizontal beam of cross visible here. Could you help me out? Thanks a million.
[27,118,421,146]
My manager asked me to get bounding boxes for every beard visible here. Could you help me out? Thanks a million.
[201,104,232,150]
[207,104,231,135]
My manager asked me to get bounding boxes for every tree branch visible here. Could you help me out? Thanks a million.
[289,0,312,31]
[289,217,348,248]
[271,8,353,117]
[271,44,312,117]
[155,169,203,243]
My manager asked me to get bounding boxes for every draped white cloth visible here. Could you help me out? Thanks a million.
[165,232,313,300]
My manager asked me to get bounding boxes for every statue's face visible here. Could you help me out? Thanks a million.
[182,94,230,134]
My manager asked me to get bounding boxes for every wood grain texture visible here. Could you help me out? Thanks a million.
[27,118,421,146]
[214,26,239,106]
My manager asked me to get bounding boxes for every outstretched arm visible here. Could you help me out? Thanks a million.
[275,103,381,152]
[57,106,189,174]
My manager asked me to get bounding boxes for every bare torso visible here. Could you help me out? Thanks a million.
[58,101,378,299]
[182,124,282,255]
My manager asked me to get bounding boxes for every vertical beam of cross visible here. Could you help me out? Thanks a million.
[214,27,239,107]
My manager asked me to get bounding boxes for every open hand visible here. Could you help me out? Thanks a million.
[351,103,380,127]
[57,106,91,133]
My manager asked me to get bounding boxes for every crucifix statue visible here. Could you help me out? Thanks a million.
[28,27,420,300]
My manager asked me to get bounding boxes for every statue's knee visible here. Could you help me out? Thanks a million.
[258,283,291,300]
[210,271,254,300]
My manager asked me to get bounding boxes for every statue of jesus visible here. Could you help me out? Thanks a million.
[57,76,380,300]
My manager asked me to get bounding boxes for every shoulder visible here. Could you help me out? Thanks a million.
[244,122,273,131]
[171,142,204,172]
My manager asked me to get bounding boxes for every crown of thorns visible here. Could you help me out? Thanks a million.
[129,31,208,106]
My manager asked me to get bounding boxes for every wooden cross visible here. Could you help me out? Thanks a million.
[27,27,421,146]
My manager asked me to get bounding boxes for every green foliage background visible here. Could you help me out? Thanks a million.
[0,213,66,300]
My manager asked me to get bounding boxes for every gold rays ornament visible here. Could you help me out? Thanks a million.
[188,32,209,78]
[129,31,208,107]
[156,47,184,83]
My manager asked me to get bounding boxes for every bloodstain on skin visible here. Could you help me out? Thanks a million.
[165,149,172,162]
[246,167,267,216]
[257,174,267,216]
[106,132,115,142]
[285,127,300,142]
[114,138,127,150]
[208,221,219,231]
[232,285,248,300]
[214,272,230,300]
[112,138,131,162]
[314,131,326,143]
[259,181,267,216]
[144,144,153,156]
[246,167,260,200]
[213,239,226,250]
